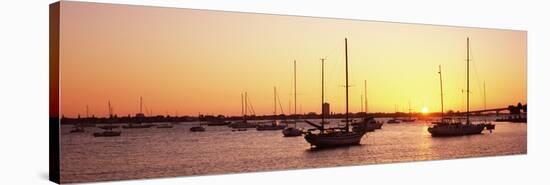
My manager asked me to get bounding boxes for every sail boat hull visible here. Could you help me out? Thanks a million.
[282,127,302,137]
[305,131,366,148]
[428,124,484,137]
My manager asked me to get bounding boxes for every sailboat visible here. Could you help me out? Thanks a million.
[229,92,258,129]
[123,97,154,129]
[481,82,496,131]
[190,114,206,132]
[304,38,368,148]
[257,87,288,131]
[97,101,120,129]
[283,60,303,137]
[70,115,85,133]
[387,105,402,124]
[428,37,486,137]
[400,101,416,122]
[93,101,121,137]
[70,106,87,133]
[353,80,383,131]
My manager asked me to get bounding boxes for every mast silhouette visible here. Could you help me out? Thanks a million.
[345,38,350,132]
[438,65,444,120]
[294,60,297,117]
[140,96,143,114]
[321,58,325,132]
[274,87,277,121]
[467,37,470,124]
[364,80,368,114]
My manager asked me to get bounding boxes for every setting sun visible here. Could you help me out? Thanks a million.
[422,107,429,114]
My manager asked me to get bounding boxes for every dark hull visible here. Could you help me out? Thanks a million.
[93,131,121,137]
[428,124,485,137]
[282,127,302,137]
[256,125,287,131]
[387,119,401,124]
[70,129,85,133]
[207,121,230,126]
[122,124,154,129]
[305,131,366,148]
[190,126,205,132]
[98,125,120,129]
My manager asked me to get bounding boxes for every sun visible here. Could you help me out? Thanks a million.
[421,107,429,114]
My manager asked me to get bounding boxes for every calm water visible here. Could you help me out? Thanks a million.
[60,118,527,183]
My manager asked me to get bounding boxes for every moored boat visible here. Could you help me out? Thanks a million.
[304,38,367,148]
[93,130,121,137]
[282,61,303,137]
[282,127,303,137]
[428,38,489,137]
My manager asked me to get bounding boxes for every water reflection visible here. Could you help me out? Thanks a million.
[60,120,526,183]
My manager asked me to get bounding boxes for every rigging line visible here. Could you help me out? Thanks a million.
[247,95,256,115]
[470,46,484,107]
[276,91,285,115]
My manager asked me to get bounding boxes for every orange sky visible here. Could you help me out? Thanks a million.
[59,2,527,117]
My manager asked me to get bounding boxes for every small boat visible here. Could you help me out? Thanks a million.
[94,101,122,137]
[400,101,416,122]
[93,130,121,137]
[282,127,302,137]
[351,117,382,132]
[232,128,248,132]
[97,125,120,129]
[304,38,367,148]
[206,120,230,126]
[228,121,258,128]
[257,123,287,131]
[257,87,288,131]
[282,61,303,137]
[230,92,258,129]
[480,82,495,131]
[387,119,401,124]
[122,123,154,129]
[123,97,154,129]
[400,117,416,123]
[190,126,205,132]
[157,123,173,128]
[190,114,206,132]
[70,125,85,133]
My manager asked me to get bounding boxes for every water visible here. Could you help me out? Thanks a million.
[60,119,526,183]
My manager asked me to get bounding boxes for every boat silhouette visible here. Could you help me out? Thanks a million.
[304,38,367,148]
[428,38,487,137]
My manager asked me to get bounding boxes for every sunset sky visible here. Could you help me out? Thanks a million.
[59,2,527,118]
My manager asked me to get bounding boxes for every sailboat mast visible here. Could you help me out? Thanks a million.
[140,96,143,114]
[86,105,89,118]
[467,37,470,124]
[241,93,244,118]
[345,38,350,132]
[321,58,325,131]
[484,82,487,122]
[245,92,248,120]
[439,65,444,119]
[274,86,277,118]
[294,60,297,116]
[364,80,368,114]
[108,100,112,118]
[361,95,364,113]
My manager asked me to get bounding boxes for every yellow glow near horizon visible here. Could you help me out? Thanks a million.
[58,2,527,118]
[422,107,429,114]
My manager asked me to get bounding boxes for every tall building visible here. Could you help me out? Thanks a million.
[322,102,330,117]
